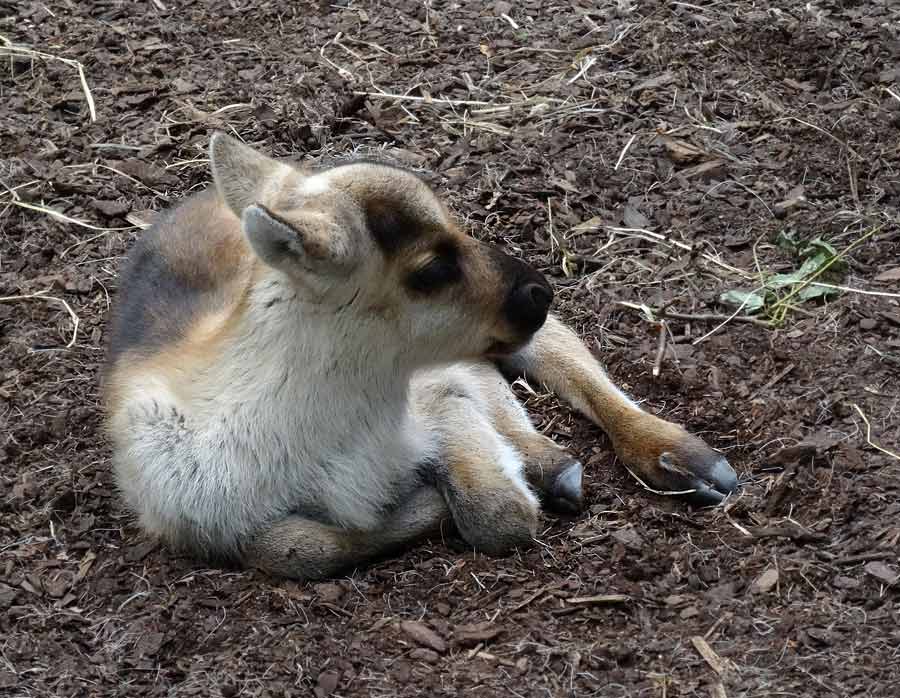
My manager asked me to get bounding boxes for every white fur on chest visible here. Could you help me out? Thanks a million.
[114,282,438,554]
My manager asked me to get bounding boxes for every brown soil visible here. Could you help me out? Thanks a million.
[2,1,899,696]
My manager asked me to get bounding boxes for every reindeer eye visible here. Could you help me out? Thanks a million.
[406,250,461,294]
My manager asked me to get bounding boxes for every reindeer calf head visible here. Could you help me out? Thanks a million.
[210,134,552,366]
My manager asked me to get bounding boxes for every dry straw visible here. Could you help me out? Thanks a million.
[0,34,96,121]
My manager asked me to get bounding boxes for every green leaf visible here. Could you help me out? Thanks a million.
[797,284,841,302]
[775,230,799,253]
[719,289,765,314]
[769,255,827,289]
[801,237,838,258]
[802,238,845,273]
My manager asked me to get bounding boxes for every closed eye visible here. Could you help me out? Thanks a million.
[406,254,462,294]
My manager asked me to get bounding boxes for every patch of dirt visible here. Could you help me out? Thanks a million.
[2,1,899,696]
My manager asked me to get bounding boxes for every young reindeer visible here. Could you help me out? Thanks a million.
[104,134,738,581]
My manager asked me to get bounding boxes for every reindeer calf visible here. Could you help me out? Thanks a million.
[103,135,738,580]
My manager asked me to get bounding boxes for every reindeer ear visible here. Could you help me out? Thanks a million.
[242,204,355,277]
[209,133,292,216]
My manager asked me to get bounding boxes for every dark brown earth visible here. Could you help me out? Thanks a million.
[2,1,900,696]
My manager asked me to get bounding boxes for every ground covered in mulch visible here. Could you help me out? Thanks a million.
[2,1,899,696]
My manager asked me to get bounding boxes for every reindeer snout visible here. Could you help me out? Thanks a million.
[501,264,553,337]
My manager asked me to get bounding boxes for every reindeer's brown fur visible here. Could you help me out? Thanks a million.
[104,134,738,580]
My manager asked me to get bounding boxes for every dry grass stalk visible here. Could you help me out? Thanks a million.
[10,200,136,234]
[354,90,491,107]
[616,302,773,329]
[852,404,900,462]
[807,281,900,299]
[605,227,754,279]
[614,133,638,171]
[0,290,80,349]
[623,466,698,498]
[0,35,96,121]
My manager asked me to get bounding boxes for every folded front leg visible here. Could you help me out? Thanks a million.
[245,486,451,581]
[497,315,739,504]
[461,363,585,515]
[418,381,540,556]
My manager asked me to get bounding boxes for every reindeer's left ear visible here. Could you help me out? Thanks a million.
[209,133,293,217]
[241,204,356,278]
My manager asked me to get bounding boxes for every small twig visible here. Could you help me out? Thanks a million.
[499,13,519,30]
[667,311,772,328]
[353,90,490,107]
[747,526,829,544]
[623,465,697,497]
[568,55,597,84]
[614,133,637,171]
[748,363,795,401]
[690,636,734,677]
[710,683,729,698]
[852,404,900,462]
[605,227,754,279]
[0,179,40,200]
[565,594,630,606]
[10,200,137,233]
[0,36,96,121]
[834,552,894,566]
[692,288,762,345]
[509,585,556,613]
[0,290,80,349]
[616,301,772,329]
[652,320,667,378]
[846,154,860,210]
[807,281,900,299]
[779,116,862,161]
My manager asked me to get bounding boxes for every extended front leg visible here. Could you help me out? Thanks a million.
[497,315,739,504]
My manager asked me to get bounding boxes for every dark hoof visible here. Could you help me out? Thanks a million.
[663,454,739,506]
[543,460,584,515]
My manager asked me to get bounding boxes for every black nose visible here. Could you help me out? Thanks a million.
[504,272,554,336]
[521,282,553,313]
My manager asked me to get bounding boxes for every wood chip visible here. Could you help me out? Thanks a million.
[751,567,779,593]
[126,210,157,229]
[874,267,900,282]
[864,561,899,586]
[313,582,344,603]
[623,202,650,228]
[408,648,439,663]
[0,583,18,608]
[709,682,729,698]
[566,594,630,606]
[612,526,643,550]
[691,636,733,676]
[569,215,604,235]
[473,651,516,667]
[660,136,706,164]
[399,620,447,653]
[510,584,556,612]
[453,622,503,648]
[314,670,339,698]
[631,72,676,92]
[679,159,726,181]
